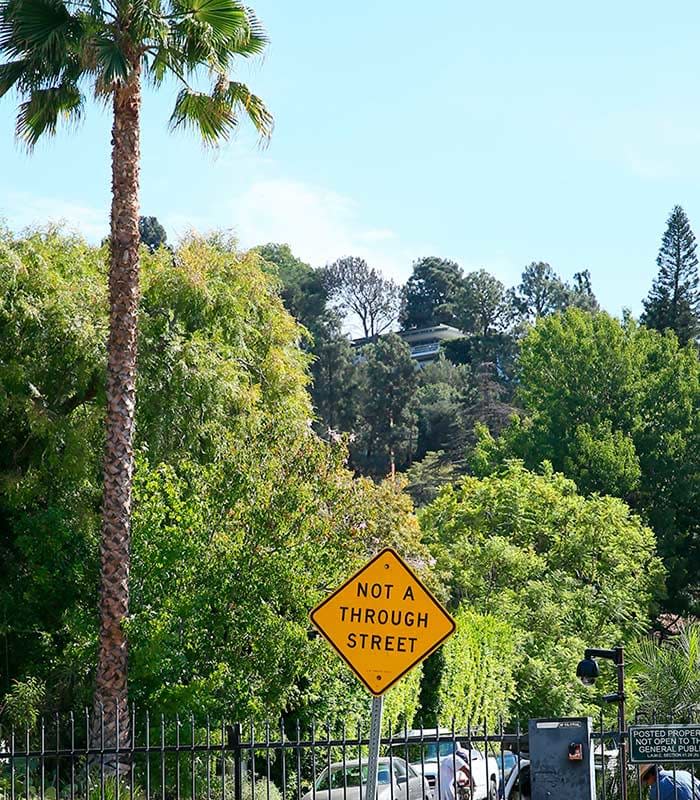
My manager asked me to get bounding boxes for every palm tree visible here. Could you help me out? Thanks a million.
[629,623,700,720]
[0,0,272,748]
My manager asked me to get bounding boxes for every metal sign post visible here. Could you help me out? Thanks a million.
[365,695,384,800]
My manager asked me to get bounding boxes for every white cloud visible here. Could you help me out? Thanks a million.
[229,177,422,283]
[1,191,107,241]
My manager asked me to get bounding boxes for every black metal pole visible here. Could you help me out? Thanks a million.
[228,723,243,800]
[616,647,628,800]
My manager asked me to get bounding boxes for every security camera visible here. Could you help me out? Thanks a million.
[576,656,600,686]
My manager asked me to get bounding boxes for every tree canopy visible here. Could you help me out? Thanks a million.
[3,208,696,728]
[422,462,663,720]
[473,308,700,614]
[0,227,426,726]
[401,257,463,330]
[326,256,400,338]
[510,262,570,323]
[139,216,168,252]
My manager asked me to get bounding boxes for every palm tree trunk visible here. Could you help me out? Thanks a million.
[93,68,141,762]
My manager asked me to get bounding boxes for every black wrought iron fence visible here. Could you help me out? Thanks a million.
[0,711,531,800]
[0,709,692,800]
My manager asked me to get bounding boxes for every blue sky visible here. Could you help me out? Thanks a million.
[3,0,700,316]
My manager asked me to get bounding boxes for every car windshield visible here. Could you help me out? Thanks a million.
[390,742,456,763]
[315,765,392,791]
[426,742,459,760]
[499,753,517,768]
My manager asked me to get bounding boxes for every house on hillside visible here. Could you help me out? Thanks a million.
[352,324,465,365]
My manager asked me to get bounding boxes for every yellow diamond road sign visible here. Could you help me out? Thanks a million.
[310,547,456,695]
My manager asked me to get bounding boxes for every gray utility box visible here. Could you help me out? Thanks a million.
[528,717,596,800]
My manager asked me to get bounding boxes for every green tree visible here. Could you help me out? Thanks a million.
[401,257,464,330]
[410,358,473,463]
[353,334,417,476]
[569,270,599,313]
[254,243,359,434]
[461,362,517,443]
[138,216,168,252]
[0,0,273,736]
[511,262,569,323]
[457,269,512,336]
[404,451,459,508]
[0,230,431,728]
[127,436,427,724]
[474,309,700,614]
[308,314,359,433]
[437,608,517,728]
[641,205,700,345]
[326,256,400,338]
[422,462,663,720]
[0,227,106,705]
[442,333,519,395]
[255,243,327,330]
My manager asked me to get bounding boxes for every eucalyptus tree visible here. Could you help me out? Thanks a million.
[0,0,272,743]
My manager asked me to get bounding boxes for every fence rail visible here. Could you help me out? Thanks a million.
[0,709,689,800]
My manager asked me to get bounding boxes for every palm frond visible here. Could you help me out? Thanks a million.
[169,85,234,144]
[168,78,271,145]
[146,43,174,84]
[174,0,247,39]
[1,0,271,147]
[629,624,700,719]
[220,79,271,139]
[93,35,129,88]
[235,5,266,56]
[2,0,78,61]
[163,0,267,75]
[0,57,27,95]
[15,80,83,147]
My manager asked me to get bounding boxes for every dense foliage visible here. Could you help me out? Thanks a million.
[629,624,700,720]
[474,309,700,614]
[437,608,517,728]
[3,199,696,727]
[138,217,168,252]
[422,463,663,720]
[0,227,425,728]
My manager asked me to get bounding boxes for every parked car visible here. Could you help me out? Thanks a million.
[495,753,518,782]
[498,760,530,800]
[300,757,432,800]
[389,731,498,800]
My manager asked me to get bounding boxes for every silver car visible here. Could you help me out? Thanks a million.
[301,757,432,800]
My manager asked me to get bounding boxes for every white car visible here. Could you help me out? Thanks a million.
[389,731,498,800]
[300,757,432,800]
[498,759,530,800]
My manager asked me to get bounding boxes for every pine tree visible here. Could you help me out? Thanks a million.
[642,205,700,345]
[401,257,464,329]
[352,334,417,477]
[138,216,168,252]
